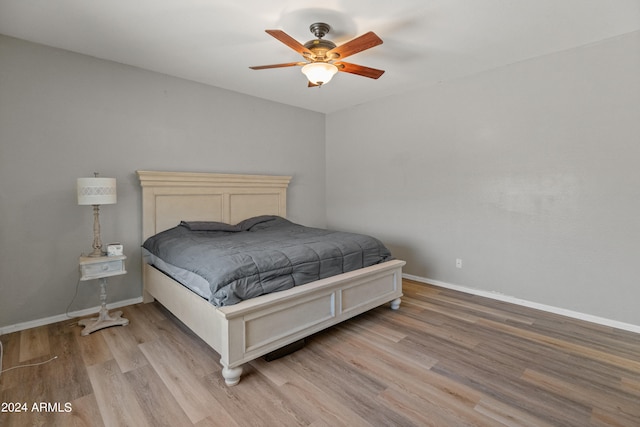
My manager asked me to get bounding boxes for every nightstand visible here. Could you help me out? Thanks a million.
[78,254,129,336]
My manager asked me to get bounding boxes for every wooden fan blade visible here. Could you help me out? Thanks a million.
[249,62,305,70]
[335,62,385,79]
[327,31,383,60]
[308,81,320,88]
[265,29,312,57]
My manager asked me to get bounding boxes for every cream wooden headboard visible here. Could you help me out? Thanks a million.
[137,171,292,240]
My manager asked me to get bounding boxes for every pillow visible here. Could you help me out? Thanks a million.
[237,215,289,231]
[180,221,240,232]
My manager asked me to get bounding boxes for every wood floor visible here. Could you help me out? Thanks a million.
[1,279,639,426]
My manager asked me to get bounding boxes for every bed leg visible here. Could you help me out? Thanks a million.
[390,298,401,310]
[221,364,243,386]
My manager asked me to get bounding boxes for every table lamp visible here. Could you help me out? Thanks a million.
[77,174,117,257]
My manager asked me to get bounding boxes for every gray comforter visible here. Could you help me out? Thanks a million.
[142,216,393,306]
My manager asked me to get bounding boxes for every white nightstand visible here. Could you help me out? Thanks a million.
[78,254,129,336]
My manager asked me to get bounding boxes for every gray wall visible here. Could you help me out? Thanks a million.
[0,35,326,328]
[326,31,640,326]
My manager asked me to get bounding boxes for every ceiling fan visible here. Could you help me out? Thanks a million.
[250,22,384,87]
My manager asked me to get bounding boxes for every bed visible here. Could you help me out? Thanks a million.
[137,170,405,386]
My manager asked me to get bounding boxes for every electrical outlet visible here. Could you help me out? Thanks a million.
[456,258,462,268]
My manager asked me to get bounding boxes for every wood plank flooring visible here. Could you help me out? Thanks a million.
[1,279,639,426]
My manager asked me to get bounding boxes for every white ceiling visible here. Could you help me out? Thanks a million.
[1,0,639,113]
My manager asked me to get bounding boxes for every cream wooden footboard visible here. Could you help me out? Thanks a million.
[138,170,404,386]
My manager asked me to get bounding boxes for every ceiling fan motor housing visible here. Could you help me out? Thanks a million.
[304,23,338,61]
[304,39,337,60]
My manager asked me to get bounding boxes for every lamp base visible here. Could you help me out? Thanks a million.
[88,204,105,257]
[87,248,105,257]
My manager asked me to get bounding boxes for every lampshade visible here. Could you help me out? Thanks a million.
[77,177,117,205]
[301,62,338,85]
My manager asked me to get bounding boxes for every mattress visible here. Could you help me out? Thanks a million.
[142,215,393,306]
[143,250,212,300]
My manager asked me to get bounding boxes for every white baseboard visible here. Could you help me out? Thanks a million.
[0,297,143,336]
[403,274,640,334]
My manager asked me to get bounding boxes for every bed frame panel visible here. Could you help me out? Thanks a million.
[137,170,404,385]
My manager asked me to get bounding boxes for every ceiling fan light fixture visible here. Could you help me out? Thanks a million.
[301,62,338,86]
